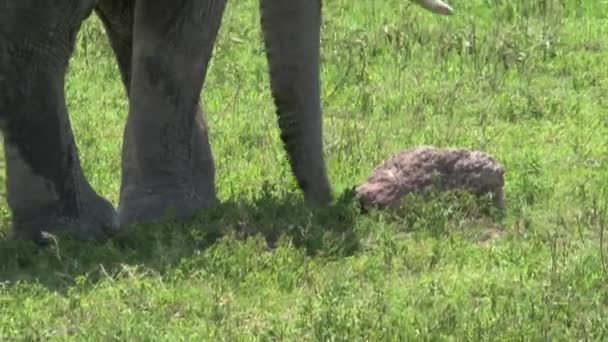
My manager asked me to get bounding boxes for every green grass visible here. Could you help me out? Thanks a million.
[2,0,608,340]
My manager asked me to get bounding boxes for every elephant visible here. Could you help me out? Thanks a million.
[0,0,452,243]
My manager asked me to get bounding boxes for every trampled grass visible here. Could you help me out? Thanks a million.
[2,0,608,340]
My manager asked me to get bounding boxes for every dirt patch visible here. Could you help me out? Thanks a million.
[355,146,505,212]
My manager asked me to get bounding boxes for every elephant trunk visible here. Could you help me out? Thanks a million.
[259,0,332,206]
[411,0,453,15]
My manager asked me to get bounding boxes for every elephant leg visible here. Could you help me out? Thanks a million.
[94,0,136,95]
[116,0,227,226]
[96,1,217,228]
[260,0,333,206]
[0,3,118,243]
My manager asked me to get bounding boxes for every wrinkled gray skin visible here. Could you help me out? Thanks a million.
[0,0,451,243]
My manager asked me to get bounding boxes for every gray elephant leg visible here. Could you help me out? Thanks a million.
[114,1,227,226]
[94,0,135,94]
[96,1,216,225]
[0,3,118,242]
[260,0,333,206]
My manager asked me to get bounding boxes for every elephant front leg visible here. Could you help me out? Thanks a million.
[260,0,333,206]
[0,5,118,243]
[117,1,227,226]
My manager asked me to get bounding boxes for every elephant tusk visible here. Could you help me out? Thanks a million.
[411,0,454,15]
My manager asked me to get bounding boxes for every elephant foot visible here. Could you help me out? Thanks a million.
[118,186,218,227]
[8,195,119,245]
[119,108,218,227]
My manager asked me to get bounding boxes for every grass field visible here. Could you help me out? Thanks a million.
[2,0,608,340]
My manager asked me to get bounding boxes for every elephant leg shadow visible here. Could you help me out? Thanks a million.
[0,185,361,294]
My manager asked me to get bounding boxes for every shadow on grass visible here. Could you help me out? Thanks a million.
[0,187,362,293]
